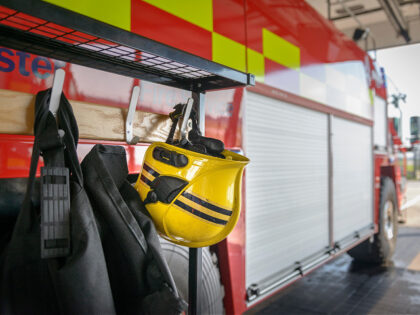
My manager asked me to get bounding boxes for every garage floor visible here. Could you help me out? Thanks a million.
[249,181,420,315]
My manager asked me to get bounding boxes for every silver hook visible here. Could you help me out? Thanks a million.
[180,98,194,141]
[126,85,140,144]
[49,68,65,119]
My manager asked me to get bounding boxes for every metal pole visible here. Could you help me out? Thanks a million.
[192,92,205,135]
[188,91,205,315]
[188,248,202,315]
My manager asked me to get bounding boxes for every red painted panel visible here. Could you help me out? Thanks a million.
[0,134,148,178]
[245,0,365,66]
[245,0,300,53]
[215,171,247,315]
[205,88,244,148]
[374,155,386,228]
[130,1,212,61]
[244,0,379,94]
[213,0,246,45]
[203,88,246,314]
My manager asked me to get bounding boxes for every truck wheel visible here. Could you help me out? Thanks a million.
[348,177,398,264]
[160,239,225,314]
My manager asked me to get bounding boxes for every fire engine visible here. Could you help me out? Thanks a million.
[0,0,406,314]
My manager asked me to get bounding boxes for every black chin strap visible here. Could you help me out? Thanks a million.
[165,102,225,158]
[166,103,184,145]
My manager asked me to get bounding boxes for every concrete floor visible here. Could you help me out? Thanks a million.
[249,180,420,315]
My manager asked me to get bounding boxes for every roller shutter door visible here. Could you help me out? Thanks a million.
[245,92,329,288]
[332,117,373,242]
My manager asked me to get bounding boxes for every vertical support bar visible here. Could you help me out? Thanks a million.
[189,248,202,315]
[371,118,375,228]
[192,92,206,134]
[328,114,334,249]
[189,91,205,315]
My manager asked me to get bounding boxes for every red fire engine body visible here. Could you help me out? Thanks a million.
[0,1,405,314]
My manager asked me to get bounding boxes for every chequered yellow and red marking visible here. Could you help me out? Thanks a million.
[43,0,298,79]
[42,0,373,119]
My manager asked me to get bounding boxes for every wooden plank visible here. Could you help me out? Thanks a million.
[0,89,176,142]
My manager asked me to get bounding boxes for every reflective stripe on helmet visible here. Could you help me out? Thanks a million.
[143,163,160,177]
[140,174,153,187]
[181,191,232,216]
[172,191,232,226]
[140,163,160,186]
[173,199,228,226]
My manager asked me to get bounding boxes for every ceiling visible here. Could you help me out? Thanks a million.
[306,0,420,51]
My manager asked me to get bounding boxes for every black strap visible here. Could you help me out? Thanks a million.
[18,89,81,246]
[166,103,201,145]
[32,89,82,184]
[56,93,82,184]
[189,108,200,136]
[22,91,61,212]
[165,103,225,158]
[166,103,185,144]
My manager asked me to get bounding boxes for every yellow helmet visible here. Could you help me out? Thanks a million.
[134,141,249,247]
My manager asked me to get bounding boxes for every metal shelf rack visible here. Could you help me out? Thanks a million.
[0,0,253,92]
[0,1,254,314]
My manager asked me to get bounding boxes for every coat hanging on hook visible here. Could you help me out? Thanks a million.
[0,89,116,314]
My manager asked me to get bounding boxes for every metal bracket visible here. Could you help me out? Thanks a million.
[126,85,140,144]
[40,166,70,258]
[247,73,256,86]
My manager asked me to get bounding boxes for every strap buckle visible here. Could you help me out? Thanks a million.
[40,166,71,258]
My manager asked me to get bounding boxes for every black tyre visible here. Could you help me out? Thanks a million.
[160,239,224,315]
[348,177,398,264]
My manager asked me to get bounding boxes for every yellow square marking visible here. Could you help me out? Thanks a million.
[143,0,213,31]
[212,32,246,72]
[369,89,375,105]
[44,0,131,31]
[247,48,265,83]
[263,28,300,69]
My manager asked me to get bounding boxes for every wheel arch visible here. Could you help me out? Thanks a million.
[380,166,401,214]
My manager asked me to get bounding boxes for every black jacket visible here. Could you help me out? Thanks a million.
[0,90,186,314]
